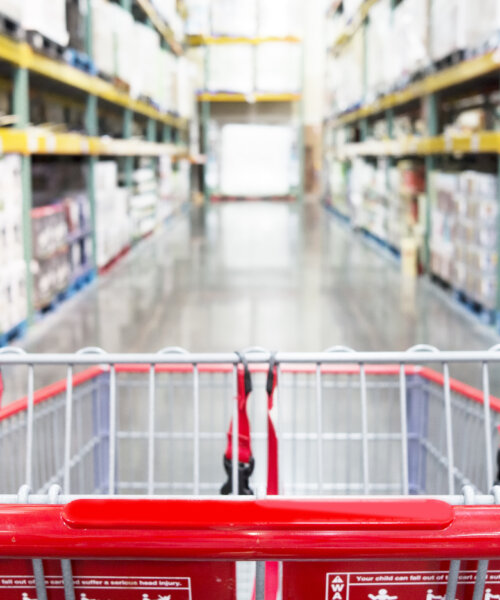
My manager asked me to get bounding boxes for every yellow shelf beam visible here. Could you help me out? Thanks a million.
[0,129,187,157]
[0,35,188,130]
[331,0,380,52]
[331,51,500,127]
[197,92,301,103]
[188,35,301,46]
[135,0,183,55]
[333,132,500,158]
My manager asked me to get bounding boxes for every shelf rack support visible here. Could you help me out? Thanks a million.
[121,0,134,194]
[13,66,33,324]
[85,0,98,273]
[201,99,210,205]
[424,92,438,274]
[123,108,134,191]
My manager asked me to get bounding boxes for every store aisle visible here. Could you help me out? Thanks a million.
[20,201,499,355]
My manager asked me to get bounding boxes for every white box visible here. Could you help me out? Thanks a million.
[220,124,294,197]
[207,44,254,94]
[255,42,301,93]
[23,0,69,46]
[110,3,135,83]
[91,0,114,76]
[95,161,118,192]
[186,0,211,36]
[257,0,301,37]
[0,0,23,23]
[211,0,257,37]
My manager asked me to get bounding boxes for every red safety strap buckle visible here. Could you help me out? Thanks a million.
[221,353,254,495]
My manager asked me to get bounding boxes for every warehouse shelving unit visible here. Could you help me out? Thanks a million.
[324,0,500,327]
[0,0,191,347]
[193,32,304,205]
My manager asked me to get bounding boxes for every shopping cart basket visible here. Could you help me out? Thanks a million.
[2,345,500,600]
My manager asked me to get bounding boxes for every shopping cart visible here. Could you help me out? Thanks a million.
[2,346,500,600]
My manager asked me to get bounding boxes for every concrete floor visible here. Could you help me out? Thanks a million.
[19,201,499,355]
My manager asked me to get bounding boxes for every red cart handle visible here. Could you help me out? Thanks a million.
[5,500,500,560]
[63,498,454,530]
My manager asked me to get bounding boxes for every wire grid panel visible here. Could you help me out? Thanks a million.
[0,353,500,498]
[115,368,237,495]
[276,368,500,496]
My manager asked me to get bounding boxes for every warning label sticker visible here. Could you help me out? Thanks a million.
[0,576,190,599]
[325,571,500,600]
[0,560,236,600]
[282,561,500,600]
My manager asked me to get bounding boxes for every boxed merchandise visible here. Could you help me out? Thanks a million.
[0,261,27,334]
[458,0,500,50]
[136,23,161,101]
[220,124,294,197]
[0,0,23,23]
[430,0,460,62]
[331,29,364,112]
[128,21,161,100]
[365,0,392,98]
[177,57,194,119]
[94,160,118,191]
[130,166,158,238]
[255,42,301,93]
[207,44,253,94]
[63,192,92,278]
[110,3,135,84]
[185,0,210,36]
[431,170,498,309]
[90,0,114,76]
[158,155,175,220]
[393,0,429,81]
[31,203,70,308]
[211,0,257,37]
[0,156,24,269]
[23,0,69,46]
[257,0,301,37]
[165,51,179,112]
[94,161,131,268]
[171,159,190,204]
[31,204,68,261]
[327,159,349,217]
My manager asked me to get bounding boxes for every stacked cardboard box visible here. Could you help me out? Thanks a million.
[207,44,254,94]
[431,0,500,62]
[0,156,26,335]
[255,42,301,93]
[171,159,190,205]
[347,158,423,251]
[94,161,131,268]
[22,0,69,46]
[130,166,158,238]
[257,0,301,37]
[431,171,498,309]
[31,203,71,308]
[64,192,93,279]
[331,29,364,112]
[211,0,257,37]
[330,0,500,111]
